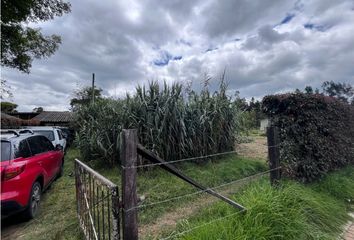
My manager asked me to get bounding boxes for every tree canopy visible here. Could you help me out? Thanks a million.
[70,86,103,111]
[1,0,71,73]
[1,102,18,113]
[33,107,44,113]
[322,81,354,104]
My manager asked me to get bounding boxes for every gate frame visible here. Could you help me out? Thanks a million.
[75,158,120,240]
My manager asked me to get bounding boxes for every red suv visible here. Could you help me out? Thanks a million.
[1,130,64,219]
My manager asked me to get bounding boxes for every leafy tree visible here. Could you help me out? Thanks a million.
[33,107,44,113]
[233,91,248,111]
[1,102,18,112]
[304,86,313,94]
[70,86,103,111]
[322,81,354,104]
[1,0,71,73]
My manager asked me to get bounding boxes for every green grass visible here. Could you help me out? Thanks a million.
[1,148,266,240]
[4,147,352,240]
[95,154,267,224]
[166,166,354,240]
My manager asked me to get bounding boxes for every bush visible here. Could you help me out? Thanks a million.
[75,80,241,166]
[262,93,354,182]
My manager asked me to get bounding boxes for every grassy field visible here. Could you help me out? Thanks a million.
[1,147,267,240]
[166,166,354,240]
[2,146,353,240]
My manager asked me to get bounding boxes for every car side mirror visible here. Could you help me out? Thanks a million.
[55,144,63,151]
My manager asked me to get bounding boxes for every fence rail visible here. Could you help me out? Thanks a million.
[75,159,120,240]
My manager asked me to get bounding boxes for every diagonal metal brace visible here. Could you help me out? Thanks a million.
[137,144,246,211]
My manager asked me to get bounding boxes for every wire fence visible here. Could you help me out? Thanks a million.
[121,143,281,170]
[121,126,282,240]
[116,126,283,240]
[124,167,281,213]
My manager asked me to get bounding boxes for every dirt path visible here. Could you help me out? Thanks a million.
[139,193,216,238]
[139,183,251,239]
[139,136,267,239]
[342,212,354,240]
[235,136,268,160]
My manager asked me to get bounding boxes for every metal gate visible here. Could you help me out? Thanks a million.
[75,159,120,240]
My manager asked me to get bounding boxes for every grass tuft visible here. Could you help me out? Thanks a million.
[172,167,354,240]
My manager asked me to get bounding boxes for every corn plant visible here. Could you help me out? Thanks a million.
[75,78,241,166]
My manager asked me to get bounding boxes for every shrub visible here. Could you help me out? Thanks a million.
[75,80,241,166]
[262,93,354,182]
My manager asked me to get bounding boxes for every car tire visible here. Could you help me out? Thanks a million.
[23,181,41,220]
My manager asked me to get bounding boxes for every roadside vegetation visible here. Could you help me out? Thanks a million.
[75,79,241,166]
[168,166,354,240]
[3,145,353,240]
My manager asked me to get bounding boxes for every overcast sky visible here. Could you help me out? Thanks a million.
[2,0,354,111]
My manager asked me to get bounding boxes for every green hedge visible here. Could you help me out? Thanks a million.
[262,93,354,182]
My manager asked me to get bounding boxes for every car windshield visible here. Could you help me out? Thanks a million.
[33,130,55,141]
[1,141,11,161]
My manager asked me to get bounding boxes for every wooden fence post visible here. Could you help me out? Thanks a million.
[267,126,281,186]
[121,129,139,240]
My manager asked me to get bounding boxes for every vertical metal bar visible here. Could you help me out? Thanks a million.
[111,186,120,240]
[83,170,88,238]
[102,187,105,240]
[86,173,93,239]
[107,188,111,240]
[97,185,100,240]
[75,161,79,216]
[92,178,96,238]
[78,166,82,228]
[75,160,119,240]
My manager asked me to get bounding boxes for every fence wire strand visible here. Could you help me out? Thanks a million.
[123,167,281,213]
[121,144,281,169]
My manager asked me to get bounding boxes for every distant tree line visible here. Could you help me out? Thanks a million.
[297,81,354,105]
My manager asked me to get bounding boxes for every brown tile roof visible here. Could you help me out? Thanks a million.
[32,111,74,123]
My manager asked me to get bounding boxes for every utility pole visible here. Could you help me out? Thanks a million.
[91,73,95,104]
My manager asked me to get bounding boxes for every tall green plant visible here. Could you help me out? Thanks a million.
[75,79,240,166]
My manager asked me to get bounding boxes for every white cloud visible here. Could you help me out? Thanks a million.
[1,0,354,110]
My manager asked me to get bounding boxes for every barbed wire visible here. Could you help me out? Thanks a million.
[159,209,247,240]
[123,167,281,213]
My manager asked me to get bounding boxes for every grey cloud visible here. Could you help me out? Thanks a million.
[200,0,296,39]
[242,25,290,50]
[1,0,354,111]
